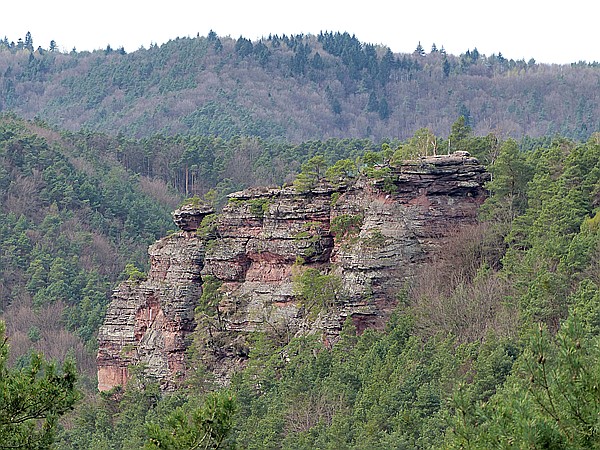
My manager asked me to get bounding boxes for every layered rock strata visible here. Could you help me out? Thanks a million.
[97,154,490,390]
[97,204,212,391]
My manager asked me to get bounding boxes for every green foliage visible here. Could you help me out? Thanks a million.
[498,138,600,326]
[27,326,41,343]
[145,391,236,450]
[124,263,147,282]
[293,231,312,240]
[325,158,357,186]
[0,321,79,449]
[352,148,399,193]
[229,314,481,449]
[55,371,165,450]
[392,128,438,162]
[197,213,219,240]
[440,134,600,448]
[198,275,223,318]
[391,145,419,164]
[190,274,229,372]
[293,268,342,313]
[330,191,340,206]
[447,316,600,449]
[358,150,383,170]
[247,198,271,218]
[292,222,324,260]
[331,214,363,239]
[480,139,533,221]
[361,229,387,248]
[448,115,472,152]
[203,189,218,209]
[371,166,398,194]
[582,210,600,233]
[180,195,205,208]
[293,155,328,193]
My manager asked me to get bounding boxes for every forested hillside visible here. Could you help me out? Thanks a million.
[2,29,600,450]
[1,31,599,141]
[0,115,178,377]
[48,130,600,449]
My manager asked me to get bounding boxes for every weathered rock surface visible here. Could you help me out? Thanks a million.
[172,202,215,231]
[97,204,212,391]
[97,154,489,390]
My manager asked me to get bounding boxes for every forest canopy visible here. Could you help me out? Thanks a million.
[1,28,600,449]
[0,31,599,142]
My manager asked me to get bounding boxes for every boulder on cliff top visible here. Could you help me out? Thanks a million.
[172,201,215,231]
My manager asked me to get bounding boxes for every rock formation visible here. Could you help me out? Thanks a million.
[97,204,212,391]
[97,153,490,391]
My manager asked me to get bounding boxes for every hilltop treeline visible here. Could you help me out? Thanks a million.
[1,31,599,141]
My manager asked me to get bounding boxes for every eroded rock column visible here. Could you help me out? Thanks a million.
[96,203,213,391]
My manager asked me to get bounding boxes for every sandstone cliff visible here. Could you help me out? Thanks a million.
[97,153,490,390]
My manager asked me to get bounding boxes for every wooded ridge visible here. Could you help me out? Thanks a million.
[1,31,599,142]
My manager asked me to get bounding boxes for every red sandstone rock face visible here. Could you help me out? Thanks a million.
[97,154,489,390]
[97,232,206,391]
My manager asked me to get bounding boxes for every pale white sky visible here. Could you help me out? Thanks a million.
[1,1,596,64]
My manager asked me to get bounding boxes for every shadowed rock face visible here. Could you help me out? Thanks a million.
[97,154,490,391]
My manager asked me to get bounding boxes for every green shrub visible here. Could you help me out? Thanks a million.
[331,214,363,239]
[124,263,146,282]
[180,195,204,208]
[248,198,270,218]
[362,229,386,248]
[198,275,223,316]
[197,213,219,239]
[330,191,341,206]
[293,268,341,314]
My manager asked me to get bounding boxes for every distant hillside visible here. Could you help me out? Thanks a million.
[0,115,179,375]
[1,32,599,141]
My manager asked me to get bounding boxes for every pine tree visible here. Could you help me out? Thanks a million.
[24,31,33,51]
[448,115,472,151]
[378,98,390,120]
[311,52,324,70]
[414,41,425,57]
[145,391,236,449]
[293,155,328,192]
[379,48,394,86]
[443,57,451,77]
[0,321,79,449]
[367,92,379,112]
[234,36,253,58]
